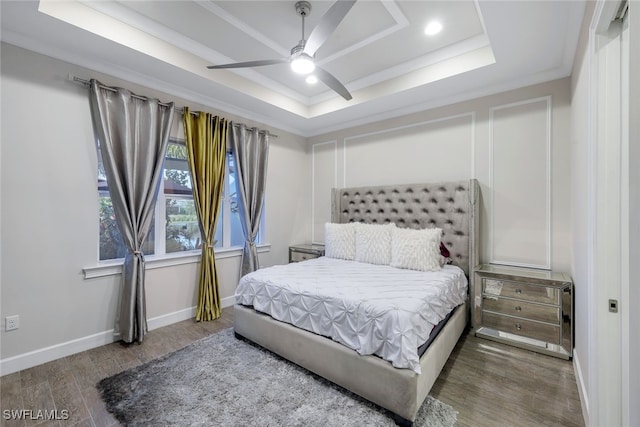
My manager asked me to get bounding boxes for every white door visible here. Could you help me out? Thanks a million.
[590,1,635,425]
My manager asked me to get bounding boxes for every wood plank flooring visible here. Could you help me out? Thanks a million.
[0,308,584,426]
[431,331,584,427]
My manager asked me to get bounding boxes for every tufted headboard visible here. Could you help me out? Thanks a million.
[331,179,479,278]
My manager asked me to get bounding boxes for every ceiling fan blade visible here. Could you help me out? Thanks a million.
[207,59,288,69]
[303,0,357,57]
[315,66,352,101]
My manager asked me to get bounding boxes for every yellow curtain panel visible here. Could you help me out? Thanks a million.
[183,108,227,321]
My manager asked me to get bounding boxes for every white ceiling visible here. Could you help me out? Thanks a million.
[1,0,585,137]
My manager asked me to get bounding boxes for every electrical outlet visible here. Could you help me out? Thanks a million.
[5,315,19,331]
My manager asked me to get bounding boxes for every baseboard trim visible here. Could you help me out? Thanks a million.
[146,306,197,331]
[573,349,589,426]
[0,329,117,377]
[220,295,235,310]
[1,296,235,376]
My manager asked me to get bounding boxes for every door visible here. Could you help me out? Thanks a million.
[590,1,633,425]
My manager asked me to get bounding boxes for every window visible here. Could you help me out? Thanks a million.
[163,141,199,253]
[97,123,255,261]
[98,154,155,260]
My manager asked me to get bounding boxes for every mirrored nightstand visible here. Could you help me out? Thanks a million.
[474,264,573,359]
[288,244,325,263]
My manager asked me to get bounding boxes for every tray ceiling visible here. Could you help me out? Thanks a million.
[1,1,585,136]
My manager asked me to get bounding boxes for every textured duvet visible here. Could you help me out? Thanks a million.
[235,257,468,373]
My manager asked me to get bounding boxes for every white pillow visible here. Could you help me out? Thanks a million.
[390,227,443,272]
[354,223,394,265]
[324,222,357,260]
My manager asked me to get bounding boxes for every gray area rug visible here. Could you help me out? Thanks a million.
[98,328,457,426]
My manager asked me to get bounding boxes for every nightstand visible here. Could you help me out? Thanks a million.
[474,264,573,359]
[288,244,325,263]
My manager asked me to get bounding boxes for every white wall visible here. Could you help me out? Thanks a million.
[308,78,572,273]
[0,43,311,373]
[569,2,595,422]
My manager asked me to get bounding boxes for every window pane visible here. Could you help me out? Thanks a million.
[230,197,244,247]
[164,141,199,252]
[99,194,126,260]
[164,142,192,195]
[227,153,245,247]
[99,192,155,260]
[214,210,223,249]
[166,197,200,253]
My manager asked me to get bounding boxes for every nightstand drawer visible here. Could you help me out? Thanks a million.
[482,312,560,344]
[482,297,560,324]
[483,279,559,305]
[289,250,321,262]
[288,244,325,263]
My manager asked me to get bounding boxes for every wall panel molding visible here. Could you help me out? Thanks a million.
[311,140,338,243]
[343,112,476,188]
[489,95,551,268]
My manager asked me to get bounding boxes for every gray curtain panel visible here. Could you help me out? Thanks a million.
[89,79,174,343]
[228,123,270,276]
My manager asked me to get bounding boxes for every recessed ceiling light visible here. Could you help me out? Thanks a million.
[424,21,443,36]
[306,75,318,84]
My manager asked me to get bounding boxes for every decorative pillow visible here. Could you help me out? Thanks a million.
[354,223,394,265]
[439,242,450,258]
[324,222,357,260]
[439,241,453,266]
[390,227,443,272]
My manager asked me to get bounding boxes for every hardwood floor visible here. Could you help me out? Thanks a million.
[431,331,584,427]
[1,308,583,427]
[0,310,234,427]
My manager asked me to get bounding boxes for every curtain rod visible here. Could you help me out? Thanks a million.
[69,75,278,138]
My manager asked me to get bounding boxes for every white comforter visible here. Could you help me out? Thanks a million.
[235,257,468,373]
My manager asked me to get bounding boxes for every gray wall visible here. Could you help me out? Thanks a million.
[0,43,311,372]
[308,78,572,274]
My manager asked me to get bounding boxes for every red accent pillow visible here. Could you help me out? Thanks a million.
[439,242,450,258]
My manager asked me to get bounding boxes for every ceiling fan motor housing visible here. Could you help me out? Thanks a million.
[290,43,306,56]
[295,1,311,17]
[292,1,312,59]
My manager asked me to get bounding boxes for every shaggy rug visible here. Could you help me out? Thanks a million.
[98,328,457,426]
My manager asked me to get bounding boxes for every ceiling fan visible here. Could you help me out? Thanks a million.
[206,0,356,101]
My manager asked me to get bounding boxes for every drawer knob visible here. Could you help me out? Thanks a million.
[515,323,522,331]
[515,288,522,294]
[515,306,522,312]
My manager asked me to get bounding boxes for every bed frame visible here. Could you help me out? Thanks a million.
[234,179,479,426]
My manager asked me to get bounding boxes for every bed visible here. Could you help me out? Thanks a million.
[234,179,480,426]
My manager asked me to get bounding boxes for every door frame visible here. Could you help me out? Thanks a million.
[587,1,634,425]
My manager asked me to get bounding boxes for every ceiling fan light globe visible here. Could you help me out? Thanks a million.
[291,56,315,75]
[424,21,443,36]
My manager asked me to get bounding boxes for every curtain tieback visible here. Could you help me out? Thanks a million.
[133,250,141,255]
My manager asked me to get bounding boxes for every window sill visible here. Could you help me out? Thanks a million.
[83,244,271,279]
